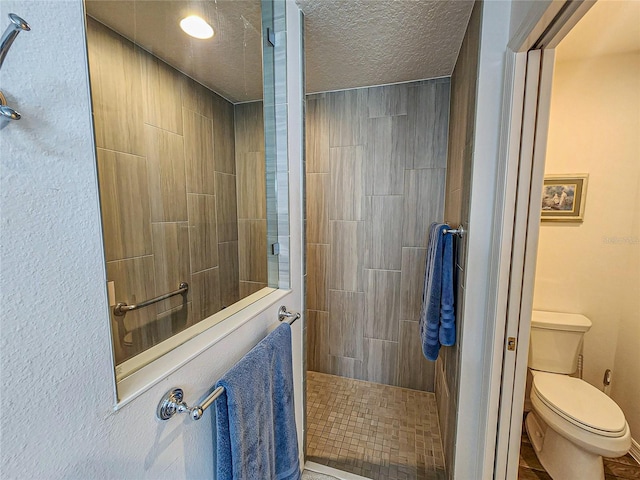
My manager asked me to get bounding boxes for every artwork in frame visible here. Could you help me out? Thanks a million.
[541,174,589,222]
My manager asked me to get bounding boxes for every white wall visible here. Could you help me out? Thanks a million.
[534,52,640,438]
[612,181,640,439]
[0,1,304,479]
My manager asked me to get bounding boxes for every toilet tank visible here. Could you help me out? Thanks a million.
[528,310,592,374]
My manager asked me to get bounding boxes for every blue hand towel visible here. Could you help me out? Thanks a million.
[215,323,300,480]
[440,229,456,346]
[419,223,456,361]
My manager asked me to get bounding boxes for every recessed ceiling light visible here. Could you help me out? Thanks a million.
[180,15,214,39]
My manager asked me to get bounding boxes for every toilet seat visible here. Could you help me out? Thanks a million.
[532,372,627,437]
[530,371,631,457]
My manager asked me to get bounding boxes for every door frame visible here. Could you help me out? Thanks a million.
[490,2,596,478]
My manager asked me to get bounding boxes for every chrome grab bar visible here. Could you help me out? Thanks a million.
[156,306,300,421]
[113,282,188,317]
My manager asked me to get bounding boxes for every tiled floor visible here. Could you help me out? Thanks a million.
[302,471,341,480]
[519,425,640,479]
[306,371,446,480]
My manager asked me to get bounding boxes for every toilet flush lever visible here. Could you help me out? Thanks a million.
[507,337,517,351]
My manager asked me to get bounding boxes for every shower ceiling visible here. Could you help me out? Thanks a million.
[85,0,263,103]
[297,0,474,93]
[85,0,474,102]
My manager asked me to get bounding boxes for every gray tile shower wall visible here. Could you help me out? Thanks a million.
[234,101,268,295]
[437,3,482,477]
[87,18,240,364]
[306,79,451,391]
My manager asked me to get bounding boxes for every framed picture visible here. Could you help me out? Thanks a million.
[541,174,589,222]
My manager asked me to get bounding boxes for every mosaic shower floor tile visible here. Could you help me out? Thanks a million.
[306,371,446,480]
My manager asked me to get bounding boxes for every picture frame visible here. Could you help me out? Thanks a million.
[541,174,589,222]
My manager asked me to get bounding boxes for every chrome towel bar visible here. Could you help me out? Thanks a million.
[443,225,465,237]
[156,306,300,421]
[113,282,188,317]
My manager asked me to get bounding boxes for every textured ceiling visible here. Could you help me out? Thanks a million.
[556,0,640,62]
[85,0,474,103]
[297,0,474,94]
[85,0,263,103]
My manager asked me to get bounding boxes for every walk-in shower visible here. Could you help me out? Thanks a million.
[300,2,480,477]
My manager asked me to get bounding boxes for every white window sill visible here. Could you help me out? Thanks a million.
[114,287,291,409]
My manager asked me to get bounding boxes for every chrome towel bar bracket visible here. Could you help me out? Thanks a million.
[278,305,301,324]
[443,225,465,237]
[114,282,188,317]
[157,386,224,421]
[156,305,300,421]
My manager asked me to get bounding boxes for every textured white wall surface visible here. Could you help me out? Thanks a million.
[0,1,304,478]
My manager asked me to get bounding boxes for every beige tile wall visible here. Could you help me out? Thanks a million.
[87,18,240,364]
[306,79,450,391]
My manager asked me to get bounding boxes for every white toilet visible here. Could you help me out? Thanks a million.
[525,310,631,480]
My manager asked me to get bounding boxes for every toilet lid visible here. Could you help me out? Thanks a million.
[532,373,627,436]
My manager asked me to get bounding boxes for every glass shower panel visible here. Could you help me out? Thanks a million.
[84,0,279,375]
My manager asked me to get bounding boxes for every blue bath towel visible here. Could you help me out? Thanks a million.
[215,323,300,480]
[420,223,456,361]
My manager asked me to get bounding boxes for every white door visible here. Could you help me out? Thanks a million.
[493,48,557,480]
[494,2,594,479]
